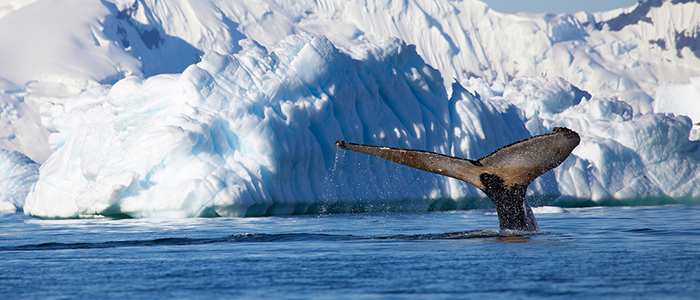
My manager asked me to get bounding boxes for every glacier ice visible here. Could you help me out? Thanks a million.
[654,76,700,126]
[3,0,700,105]
[0,91,51,163]
[474,76,700,205]
[24,35,530,218]
[1,0,700,218]
[2,0,699,160]
[23,34,700,219]
[0,149,39,213]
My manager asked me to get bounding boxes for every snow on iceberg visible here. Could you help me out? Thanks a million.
[0,0,205,103]
[0,149,39,213]
[5,0,700,108]
[0,87,51,163]
[24,34,532,218]
[221,0,700,104]
[469,76,700,206]
[654,76,700,130]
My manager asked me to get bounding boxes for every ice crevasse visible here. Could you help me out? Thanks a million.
[21,34,700,218]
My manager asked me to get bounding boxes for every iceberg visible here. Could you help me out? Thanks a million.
[24,34,700,219]
[489,78,700,205]
[24,35,531,218]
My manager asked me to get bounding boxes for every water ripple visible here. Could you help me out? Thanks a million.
[0,230,544,251]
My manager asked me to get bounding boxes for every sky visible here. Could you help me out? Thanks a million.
[480,0,638,14]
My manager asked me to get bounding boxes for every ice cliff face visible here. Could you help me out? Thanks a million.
[0,149,39,212]
[23,35,530,218]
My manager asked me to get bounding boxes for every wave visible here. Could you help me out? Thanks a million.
[552,196,700,207]
[0,230,544,251]
[375,230,541,240]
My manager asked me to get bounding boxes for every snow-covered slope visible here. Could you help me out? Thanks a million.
[2,0,700,218]
[0,91,50,162]
[654,76,700,134]
[3,0,699,106]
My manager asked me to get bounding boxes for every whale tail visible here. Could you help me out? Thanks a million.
[336,127,580,231]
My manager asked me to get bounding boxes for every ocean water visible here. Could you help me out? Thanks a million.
[1,205,699,299]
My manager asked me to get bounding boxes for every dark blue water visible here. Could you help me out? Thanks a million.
[1,205,699,299]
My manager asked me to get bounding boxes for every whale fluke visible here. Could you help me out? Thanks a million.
[336,127,580,231]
